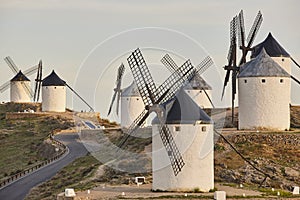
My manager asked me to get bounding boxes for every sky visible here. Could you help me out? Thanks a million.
[0,0,299,122]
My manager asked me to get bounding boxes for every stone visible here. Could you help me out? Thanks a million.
[293,186,299,195]
[65,188,76,197]
[214,191,226,200]
[285,167,299,177]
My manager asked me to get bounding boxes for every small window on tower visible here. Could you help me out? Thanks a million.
[202,126,207,132]
[136,98,139,100]
[282,58,285,62]
[262,79,266,83]
[54,86,57,89]
[280,79,284,83]
[244,79,247,83]
[200,91,202,93]
[174,126,181,132]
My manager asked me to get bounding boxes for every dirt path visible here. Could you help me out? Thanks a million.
[74,183,263,199]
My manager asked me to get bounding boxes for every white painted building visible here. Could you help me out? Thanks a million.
[184,75,213,109]
[152,89,214,192]
[42,70,66,112]
[10,70,31,103]
[238,48,291,130]
[251,32,291,74]
[120,82,144,127]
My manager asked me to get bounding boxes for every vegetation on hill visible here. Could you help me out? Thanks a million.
[25,155,100,200]
[2,103,299,199]
[0,103,73,180]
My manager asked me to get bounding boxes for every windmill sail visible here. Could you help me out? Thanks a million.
[118,48,213,176]
[107,63,125,116]
[161,54,215,108]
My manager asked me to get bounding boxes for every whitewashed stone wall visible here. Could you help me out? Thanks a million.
[42,86,66,112]
[184,89,213,109]
[238,77,290,130]
[272,57,291,75]
[120,96,144,128]
[10,81,31,103]
[152,123,214,192]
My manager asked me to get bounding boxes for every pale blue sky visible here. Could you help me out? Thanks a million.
[0,0,299,120]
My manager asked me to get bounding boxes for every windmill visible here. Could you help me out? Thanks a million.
[107,63,125,116]
[33,60,42,102]
[117,48,213,176]
[222,10,263,124]
[0,56,39,98]
[161,54,214,108]
[42,70,94,112]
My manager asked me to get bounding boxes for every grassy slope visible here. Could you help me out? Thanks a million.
[0,103,73,179]
[18,106,300,199]
[26,155,100,200]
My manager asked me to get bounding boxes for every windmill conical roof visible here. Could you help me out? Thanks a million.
[152,88,212,124]
[42,70,65,86]
[184,74,212,90]
[11,70,30,82]
[121,82,140,97]
[251,32,290,58]
[239,48,290,78]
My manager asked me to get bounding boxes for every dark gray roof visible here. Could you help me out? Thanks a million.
[239,48,290,78]
[251,32,290,58]
[42,70,65,86]
[152,88,212,124]
[121,82,140,97]
[184,74,212,90]
[11,70,30,82]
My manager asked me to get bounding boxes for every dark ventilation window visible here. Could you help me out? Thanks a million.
[282,58,285,62]
[280,79,284,83]
[244,79,247,83]
[202,126,206,132]
[136,98,139,100]
[200,91,202,93]
[175,126,181,132]
[54,87,56,89]
[262,79,266,83]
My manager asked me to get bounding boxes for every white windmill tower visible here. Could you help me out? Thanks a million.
[107,64,144,128]
[183,76,213,109]
[251,32,291,74]
[238,48,291,130]
[152,88,214,192]
[0,56,41,103]
[120,82,144,127]
[42,70,66,112]
[117,48,214,192]
[10,71,31,103]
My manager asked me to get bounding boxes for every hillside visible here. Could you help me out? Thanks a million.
[26,130,299,199]
[0,103,298,199]
[0,103,74,180]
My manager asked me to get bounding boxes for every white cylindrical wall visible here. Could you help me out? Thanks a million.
[272,57,291,74]
[152,124,214,192]
[120,96,144,127]
[184,89,213,109]
[238,77,290,130]
[42,86,66,112]
[10,81,31,103]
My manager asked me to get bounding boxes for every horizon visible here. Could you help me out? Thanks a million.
[0,0,299,122]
